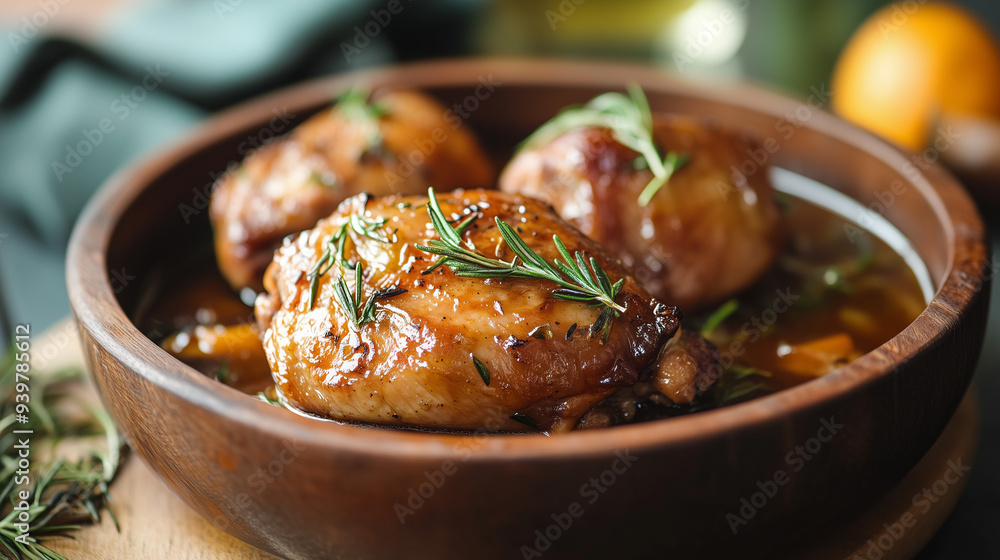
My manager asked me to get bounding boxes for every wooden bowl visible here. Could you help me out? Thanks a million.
[66,59,990,560]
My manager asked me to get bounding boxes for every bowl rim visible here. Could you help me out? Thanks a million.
[67,57,987,461]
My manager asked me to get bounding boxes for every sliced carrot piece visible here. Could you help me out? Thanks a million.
[775,333,859,377]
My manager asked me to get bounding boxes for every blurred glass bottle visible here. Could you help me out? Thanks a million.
[475,0,888,97]
[476,0,698,58]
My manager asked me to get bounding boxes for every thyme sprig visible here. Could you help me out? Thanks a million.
[518,83,690,207]
[414,188,626,342]
[332,263,407,329]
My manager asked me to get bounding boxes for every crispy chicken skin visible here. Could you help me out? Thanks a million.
[255,190,684,433]
[211,90,495,292]
[499,116,785,311]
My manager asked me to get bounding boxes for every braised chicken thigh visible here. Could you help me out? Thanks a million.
[255,189,716,432]
[500,92,785,311]
[211,89,494,292]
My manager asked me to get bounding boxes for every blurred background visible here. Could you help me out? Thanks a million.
[0,0,997,558]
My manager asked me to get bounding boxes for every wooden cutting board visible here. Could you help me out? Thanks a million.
[33,319,977,559]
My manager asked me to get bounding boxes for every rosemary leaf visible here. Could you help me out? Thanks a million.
[471,355,491,386]
[509,413,540,432]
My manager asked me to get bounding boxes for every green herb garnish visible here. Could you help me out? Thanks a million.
[700,298,740,338]
[334,86,389,155]
[471,355,490,386]
[717,365,773,406]
[509,413,540,431]
[214,361,230,384]
[518,83,690,207]
[257,392,281,407]
[306,202,391,311]
[309,170,339,189]
[415,188,627,342]
[332,262,407,330]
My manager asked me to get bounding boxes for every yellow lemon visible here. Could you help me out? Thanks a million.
[832,1,1000,150]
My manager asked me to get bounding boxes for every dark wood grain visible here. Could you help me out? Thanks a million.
[65,59,991,560]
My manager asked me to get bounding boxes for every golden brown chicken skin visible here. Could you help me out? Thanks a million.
[255,190,684,433]
[499,116,785,311]
[211,89,495,292]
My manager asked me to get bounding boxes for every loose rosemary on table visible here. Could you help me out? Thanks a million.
[518,83,690,207]
[415,188,627,342]
[0,358,121,560]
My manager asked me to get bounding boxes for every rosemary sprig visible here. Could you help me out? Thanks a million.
[415,188,627,342]
[519,83,690,207]
[334,86,389,155]
[0,357,121,560]
[332,262,407,329]
[305,203,391,310]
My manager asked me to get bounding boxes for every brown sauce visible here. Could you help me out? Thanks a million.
[691,194,925,406]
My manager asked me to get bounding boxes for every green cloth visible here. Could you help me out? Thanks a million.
[0,0,394,246]
[0,0,418,330]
